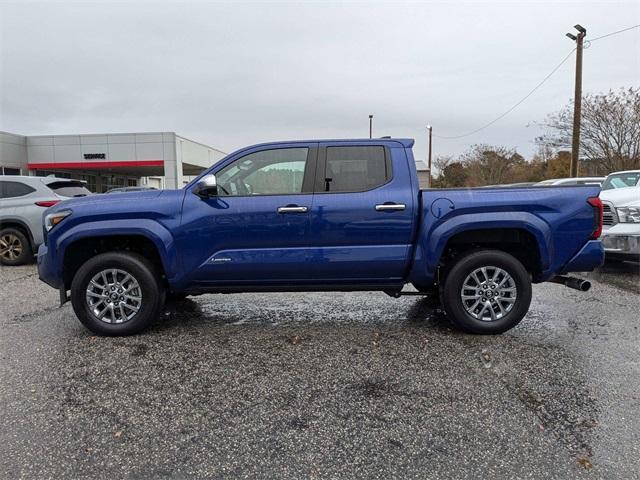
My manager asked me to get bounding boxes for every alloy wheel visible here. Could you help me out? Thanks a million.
[0,233,23,261]
[460,266,517,322]
[85,269,143,324]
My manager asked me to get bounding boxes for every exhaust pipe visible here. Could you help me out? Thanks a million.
[550,275,591,292]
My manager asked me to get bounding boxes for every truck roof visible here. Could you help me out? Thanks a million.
[243,138,415,149]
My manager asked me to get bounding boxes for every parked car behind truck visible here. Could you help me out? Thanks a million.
[599,185,640,261]
[0,176,91,265]
[37,138,604,336]
[601,170,640,190]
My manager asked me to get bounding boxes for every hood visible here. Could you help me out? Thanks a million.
[599,186,640,206]
[56,189,164,209]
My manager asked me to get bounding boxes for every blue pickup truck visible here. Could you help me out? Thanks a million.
[37,138,604,336]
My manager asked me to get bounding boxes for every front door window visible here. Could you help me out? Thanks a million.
[216,148,309,196]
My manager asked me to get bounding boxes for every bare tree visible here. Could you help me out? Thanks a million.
[538,87,640,174]
[462,145,524,186]
[432,155,467,187]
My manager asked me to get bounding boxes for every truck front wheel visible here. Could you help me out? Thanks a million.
[70,252,165,336]
[441,250,532,334]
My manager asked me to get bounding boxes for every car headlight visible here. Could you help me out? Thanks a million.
[617,206,640,223]
[44,210,72,231]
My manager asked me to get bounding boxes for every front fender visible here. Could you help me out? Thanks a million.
[54,219,179,283]
[409,212,551,285]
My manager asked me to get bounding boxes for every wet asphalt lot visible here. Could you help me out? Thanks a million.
[1,261,639,479]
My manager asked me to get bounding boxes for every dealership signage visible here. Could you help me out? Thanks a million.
[83,153,106,159]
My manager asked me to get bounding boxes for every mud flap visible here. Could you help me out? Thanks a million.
[59,287,69,306]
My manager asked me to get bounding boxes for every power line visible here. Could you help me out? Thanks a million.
[433,48,576,140]
[432,24,639,140]
[589,24,640,42]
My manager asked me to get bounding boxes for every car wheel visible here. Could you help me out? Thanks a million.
[0,228,32,266]
[441,249,532,334]
[70,252,165,336]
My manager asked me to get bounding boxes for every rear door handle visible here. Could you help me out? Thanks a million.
[277,206,308,214]
[375,203,406,211]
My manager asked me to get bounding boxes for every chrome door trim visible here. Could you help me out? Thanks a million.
[277,206,308,214]
[375,203,406,211]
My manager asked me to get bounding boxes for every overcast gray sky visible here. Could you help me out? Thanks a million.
[1,0,638,162]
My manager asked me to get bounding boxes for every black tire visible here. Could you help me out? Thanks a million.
[0,227,32,266]
[441,249,532,334]
[70,252,165,336]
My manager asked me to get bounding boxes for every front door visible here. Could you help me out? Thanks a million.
[179,144,317,284]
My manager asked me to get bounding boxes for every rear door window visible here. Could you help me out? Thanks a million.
[321,146,390,192]
[46,181,91,197]
[0,181,36,199]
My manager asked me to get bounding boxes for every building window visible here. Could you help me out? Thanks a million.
[79,174,97,192]
[127,178,138,187]
[36,170,71,179]
[0,167,21,175]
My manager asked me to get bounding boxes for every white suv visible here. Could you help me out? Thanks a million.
[599,185,640,261]
[0,176,91,265]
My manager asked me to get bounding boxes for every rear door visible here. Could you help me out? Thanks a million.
[0,180,39,240]
[309,143,416,281]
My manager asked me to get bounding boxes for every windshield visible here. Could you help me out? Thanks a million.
[46,181,92,197]
[601,172,640,190]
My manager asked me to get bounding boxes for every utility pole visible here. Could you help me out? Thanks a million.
[369,115,373,139]
[426,125,433,187]
[566,24,586,177]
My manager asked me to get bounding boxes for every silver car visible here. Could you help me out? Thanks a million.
[0,176,91,265]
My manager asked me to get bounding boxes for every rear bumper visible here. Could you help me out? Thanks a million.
[559,240,605,274]
[37,244,62,289]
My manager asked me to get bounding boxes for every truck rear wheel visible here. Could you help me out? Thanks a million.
[70,252,165,336]
[441,250,531,334]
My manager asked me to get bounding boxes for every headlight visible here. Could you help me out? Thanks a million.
[617,206,640,223]
[44,210,72,231]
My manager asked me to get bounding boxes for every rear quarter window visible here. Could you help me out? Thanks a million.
[0,181,36,199]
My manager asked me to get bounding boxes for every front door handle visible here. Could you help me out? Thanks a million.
[375,203,406,211]
[277,206,308,214]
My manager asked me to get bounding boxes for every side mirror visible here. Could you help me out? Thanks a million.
[193,174,218,198]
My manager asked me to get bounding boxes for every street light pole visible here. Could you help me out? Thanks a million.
[427,125,433,187]
[566,24,586,177]
[369,115,373,139]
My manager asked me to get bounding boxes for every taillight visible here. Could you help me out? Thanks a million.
[587,197,603,239]
[35,200,60,207]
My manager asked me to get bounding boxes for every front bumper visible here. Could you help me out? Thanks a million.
[600,234,640,255]
[600,224,640,256]
[37,243,62,289]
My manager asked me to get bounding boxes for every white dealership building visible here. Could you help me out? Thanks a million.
[0,131,226,192]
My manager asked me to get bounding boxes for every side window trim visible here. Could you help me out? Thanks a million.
[314,145,393,194]
[213,145,318,197]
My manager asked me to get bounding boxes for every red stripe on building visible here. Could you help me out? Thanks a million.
[27,160,164,170]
